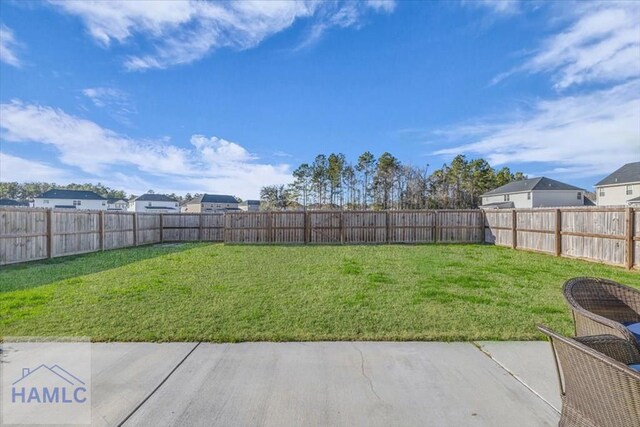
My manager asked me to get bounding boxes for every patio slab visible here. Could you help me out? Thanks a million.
[477,341,562,412]
[123,342,560,427]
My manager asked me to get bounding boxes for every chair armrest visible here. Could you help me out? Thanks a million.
[575,334,640,365]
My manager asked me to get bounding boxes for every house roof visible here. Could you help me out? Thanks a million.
[0,198,27,206]
[54,205,77,209]
[583,197,596,206]
[481,177,583,196]
[627,196,640,203]
[36,189,106,200]
[133,193,178,202]
[595,162,640,187]
[188,194,238,204]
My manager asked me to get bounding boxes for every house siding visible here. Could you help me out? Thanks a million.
[33,198,107,210]
[128,200,179,213]
[596,182,640,206]
[532,190,584,207]
[482,192,532,208]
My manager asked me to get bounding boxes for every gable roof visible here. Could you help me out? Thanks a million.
[35,189,106,200]
[188,194,238,204]
[481,177,583,197]
[106,198,127,204]
[595,162,640,187]
[0,198,28,206]
[133,193,178,202]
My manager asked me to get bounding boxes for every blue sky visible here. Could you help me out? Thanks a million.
[0,0,638,198]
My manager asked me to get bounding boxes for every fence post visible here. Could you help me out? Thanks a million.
[199,213,203,242]
[47,208,54,258]
[99,211,105,251]
[627,207,635,270]
[386,210,390,244]
[132,212,138,246]
[555,209,562,257]
[480,209,486,244]
[268,211,274,244]
[305,211,310,244]
[160,214,164,243]
[340,211,345,244]
[511,209,517,249]
[434,211,439,243]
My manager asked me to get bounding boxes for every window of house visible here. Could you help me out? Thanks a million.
[503,194,510,201]
[527,192,531,200]
[147,202,152,207]
[627,185,633,195]
[599,188,605,197]
[73,200,81,206]
[577,192,582,200]
[43,200,49,204]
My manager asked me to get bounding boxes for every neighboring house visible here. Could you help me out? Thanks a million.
[594,161,640,206]
[106,198,128,211]
[0,198,28,207]
[181,194,239,213]
[481,177,586,209]
[128,193,179,213]
[239,200,261,212]
[33,189,107,210]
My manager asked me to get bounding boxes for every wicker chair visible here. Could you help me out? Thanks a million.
[563,277,640,348]
[538,325,640,427]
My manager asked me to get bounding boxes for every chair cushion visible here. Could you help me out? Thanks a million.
[628,364,640,372]
[624,322,640,341]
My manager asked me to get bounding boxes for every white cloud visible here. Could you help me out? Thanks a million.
[48,0,395,70]
[496,2,640,89]
[0,100,291,198]
[0,24,22,67]
[82,87,136,124]
[435,79,640,177]
[466,0,520,15]
[0,152,69,182]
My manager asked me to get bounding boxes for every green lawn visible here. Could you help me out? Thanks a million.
[1,243,639,342]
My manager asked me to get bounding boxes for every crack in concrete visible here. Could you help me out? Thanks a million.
[472,341,560,414]
[352,343,383,402]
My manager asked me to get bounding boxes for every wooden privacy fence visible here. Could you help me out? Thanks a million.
[223,210,484,244]
[0,208,224,265]
[484,207,639,269]
[1,207,639,269]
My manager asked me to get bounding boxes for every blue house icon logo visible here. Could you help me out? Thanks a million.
[12,365,88,404]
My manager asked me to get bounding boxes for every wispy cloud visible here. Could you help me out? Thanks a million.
[464,0,520,15]
[0,100,292,198]
[0,24,22,67]
[0,152,69,182]
[435,79,640,177]
[48,0,396,70]
[82,87,137,125]
[494,2,640,89]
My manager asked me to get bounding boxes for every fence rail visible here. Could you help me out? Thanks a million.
[1,207,638,269]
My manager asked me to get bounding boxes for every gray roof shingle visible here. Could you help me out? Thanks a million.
[0,198,28,206]
[481,177,583,196]
[133,193,178,202]
[188,194,238,204]
[595,162,640,186]
[36,189,106,200]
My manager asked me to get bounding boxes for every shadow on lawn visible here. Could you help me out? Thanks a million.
[0,243,196,293]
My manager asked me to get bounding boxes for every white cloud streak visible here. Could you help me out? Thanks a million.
[0,24,22,67]
[495,2,640,89]
[48,0,395,70]
[0,152,69,182]
[435,79,640,177]
[0,101,292,198]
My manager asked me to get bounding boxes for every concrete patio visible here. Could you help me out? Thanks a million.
[6,341,562,426]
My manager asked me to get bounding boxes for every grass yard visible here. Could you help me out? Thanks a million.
[1,243,639,342]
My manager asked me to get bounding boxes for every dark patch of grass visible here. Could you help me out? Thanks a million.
[1,243,639,342]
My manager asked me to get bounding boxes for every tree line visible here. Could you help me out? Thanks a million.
[260,153,525,210]
[0,182,213,203]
